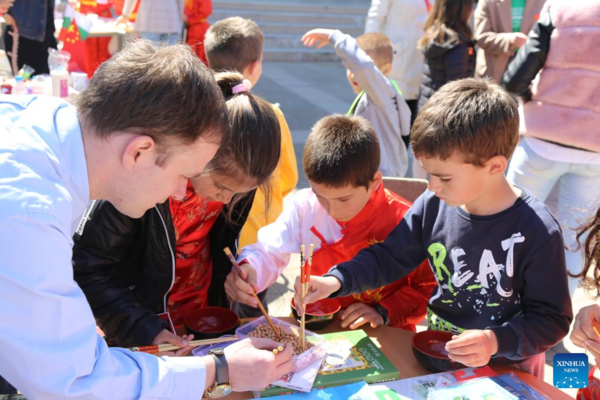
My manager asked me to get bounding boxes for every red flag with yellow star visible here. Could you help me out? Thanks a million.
[59,18,88,74]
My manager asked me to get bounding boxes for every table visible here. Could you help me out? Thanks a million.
[226,318,572,400]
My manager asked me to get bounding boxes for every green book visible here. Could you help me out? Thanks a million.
[255,329,399,398]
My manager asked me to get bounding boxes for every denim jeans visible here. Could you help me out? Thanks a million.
[507,139,600,295]
[140,32,180,46]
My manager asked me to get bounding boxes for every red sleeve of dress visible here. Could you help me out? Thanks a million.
[379,260,436,331]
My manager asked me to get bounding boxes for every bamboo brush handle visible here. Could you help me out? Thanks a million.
[130,335,239,354]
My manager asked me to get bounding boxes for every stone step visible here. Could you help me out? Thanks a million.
[256,21,363,36]
[264,34,304,49]
[211,9,364,26]
[213,0,369,15]
[262,47,339,62]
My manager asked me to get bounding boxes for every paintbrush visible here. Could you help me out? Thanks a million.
[130,335,238,354]
[223,247,284,342]
[299,244,306,351]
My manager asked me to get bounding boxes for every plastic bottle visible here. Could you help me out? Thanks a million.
[13,76,26,95]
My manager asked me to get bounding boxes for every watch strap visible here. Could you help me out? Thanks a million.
[212,352,229,385]
[375,304,390,326]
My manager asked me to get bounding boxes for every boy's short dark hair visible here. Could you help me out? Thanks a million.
[411,78,519,166]
[204,17,264,73]
[304,115,380,189]
[76,40,227,164]
[356,33,393,67]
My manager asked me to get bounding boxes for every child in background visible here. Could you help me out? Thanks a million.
[417,0,475,112]
[184,0,211,64]
[295,79,573,378]
[73,72,281,350]
[226,115,435,331]
[302,29,411,177]
[204,17,298,248]
[569,205,600,399]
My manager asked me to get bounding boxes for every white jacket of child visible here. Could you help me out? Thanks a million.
[364,0,429,101]
[238,189,345,293]
[330,30,411,178]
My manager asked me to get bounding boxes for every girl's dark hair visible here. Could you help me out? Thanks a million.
[571,206,600,298]
[207,71,281,218]
[418,0,474,49]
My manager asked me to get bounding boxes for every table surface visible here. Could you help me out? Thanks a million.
[225,318,572,400]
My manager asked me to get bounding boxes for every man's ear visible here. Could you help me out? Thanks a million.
[486,155,508,176]
[121,135,156,170]
[370,170,383,191]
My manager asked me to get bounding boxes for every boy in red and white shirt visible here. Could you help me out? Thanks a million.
[226,115,435,331]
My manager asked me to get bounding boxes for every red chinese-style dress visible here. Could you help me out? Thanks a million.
[168,182,223,327]
[184,0,211,64]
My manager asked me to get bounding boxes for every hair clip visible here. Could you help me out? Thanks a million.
[232,79,252,94]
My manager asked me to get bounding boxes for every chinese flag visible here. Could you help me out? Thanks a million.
[59,19,88,74]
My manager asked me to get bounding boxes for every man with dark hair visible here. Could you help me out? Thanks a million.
[0,40,293,399]
[226,114,435,332]
[295,79,573,379]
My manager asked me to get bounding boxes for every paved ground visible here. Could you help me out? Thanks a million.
[252,61,356,189]
[255,60,593,398]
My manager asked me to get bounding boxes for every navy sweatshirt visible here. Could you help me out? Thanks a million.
[327,190,573,364]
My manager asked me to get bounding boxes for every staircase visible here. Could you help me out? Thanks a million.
[211,0,370,62]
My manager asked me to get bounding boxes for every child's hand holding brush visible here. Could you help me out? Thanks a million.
[571,303,600,362]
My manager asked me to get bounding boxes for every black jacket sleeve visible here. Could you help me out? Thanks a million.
[502,9,555,101]
[326,193,428,297]
[208,190,256,308]
[72,201,166,347]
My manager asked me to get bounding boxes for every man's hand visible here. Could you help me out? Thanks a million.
[340,303,384,329]
[152,329,194,357]
[301,29,335,49]
[224,263,259,307]
[571,304,600,363]
[445,329,498,367]
[293,275,341,315]
[510,32,528,49]
[225,338,294,391]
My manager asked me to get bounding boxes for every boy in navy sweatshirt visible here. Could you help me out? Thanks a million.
[294,78,573,379]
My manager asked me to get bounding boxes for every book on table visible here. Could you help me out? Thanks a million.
[254,329,400,398]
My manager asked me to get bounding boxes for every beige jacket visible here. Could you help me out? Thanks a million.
[474,0,546,82]
[364,0,429,100]
[122,0,184,34]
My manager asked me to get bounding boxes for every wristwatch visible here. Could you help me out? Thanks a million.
[375,304,390,326]
[205,348,232,398]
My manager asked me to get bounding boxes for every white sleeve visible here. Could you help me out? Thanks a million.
[0,212,206,400]
[122,0,136,17]
[238,194,305,293]
[364,0,391,33]
[329,30,397,111]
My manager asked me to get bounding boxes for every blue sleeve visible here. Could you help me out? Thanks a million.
[326,193,429,297]
[489,229,573,359]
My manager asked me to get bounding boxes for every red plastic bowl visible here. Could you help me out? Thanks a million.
[184,307,239,339]
[411,330,461,372]
[290,298,341,330]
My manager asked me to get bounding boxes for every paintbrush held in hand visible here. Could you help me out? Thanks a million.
[130,336,238,354]
[223,247,284,342]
